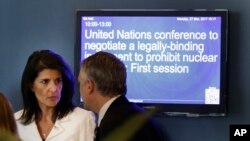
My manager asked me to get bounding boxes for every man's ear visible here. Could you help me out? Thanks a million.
[86,79,95,94]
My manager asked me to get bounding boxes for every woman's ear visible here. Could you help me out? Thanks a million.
[29,83,34,92]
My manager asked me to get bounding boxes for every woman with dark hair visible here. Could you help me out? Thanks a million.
[15,50,95,141]
[0,92,19,140]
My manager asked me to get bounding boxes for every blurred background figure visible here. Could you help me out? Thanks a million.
[0,92,19,141]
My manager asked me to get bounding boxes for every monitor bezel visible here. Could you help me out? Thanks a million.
[75,9,228,117]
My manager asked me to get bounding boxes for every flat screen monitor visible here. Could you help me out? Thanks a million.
[75,9,228,117]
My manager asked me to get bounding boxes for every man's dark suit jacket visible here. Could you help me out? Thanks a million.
[95,95,164,141]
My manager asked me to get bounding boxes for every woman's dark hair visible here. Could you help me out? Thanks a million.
[20,50,75,124]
